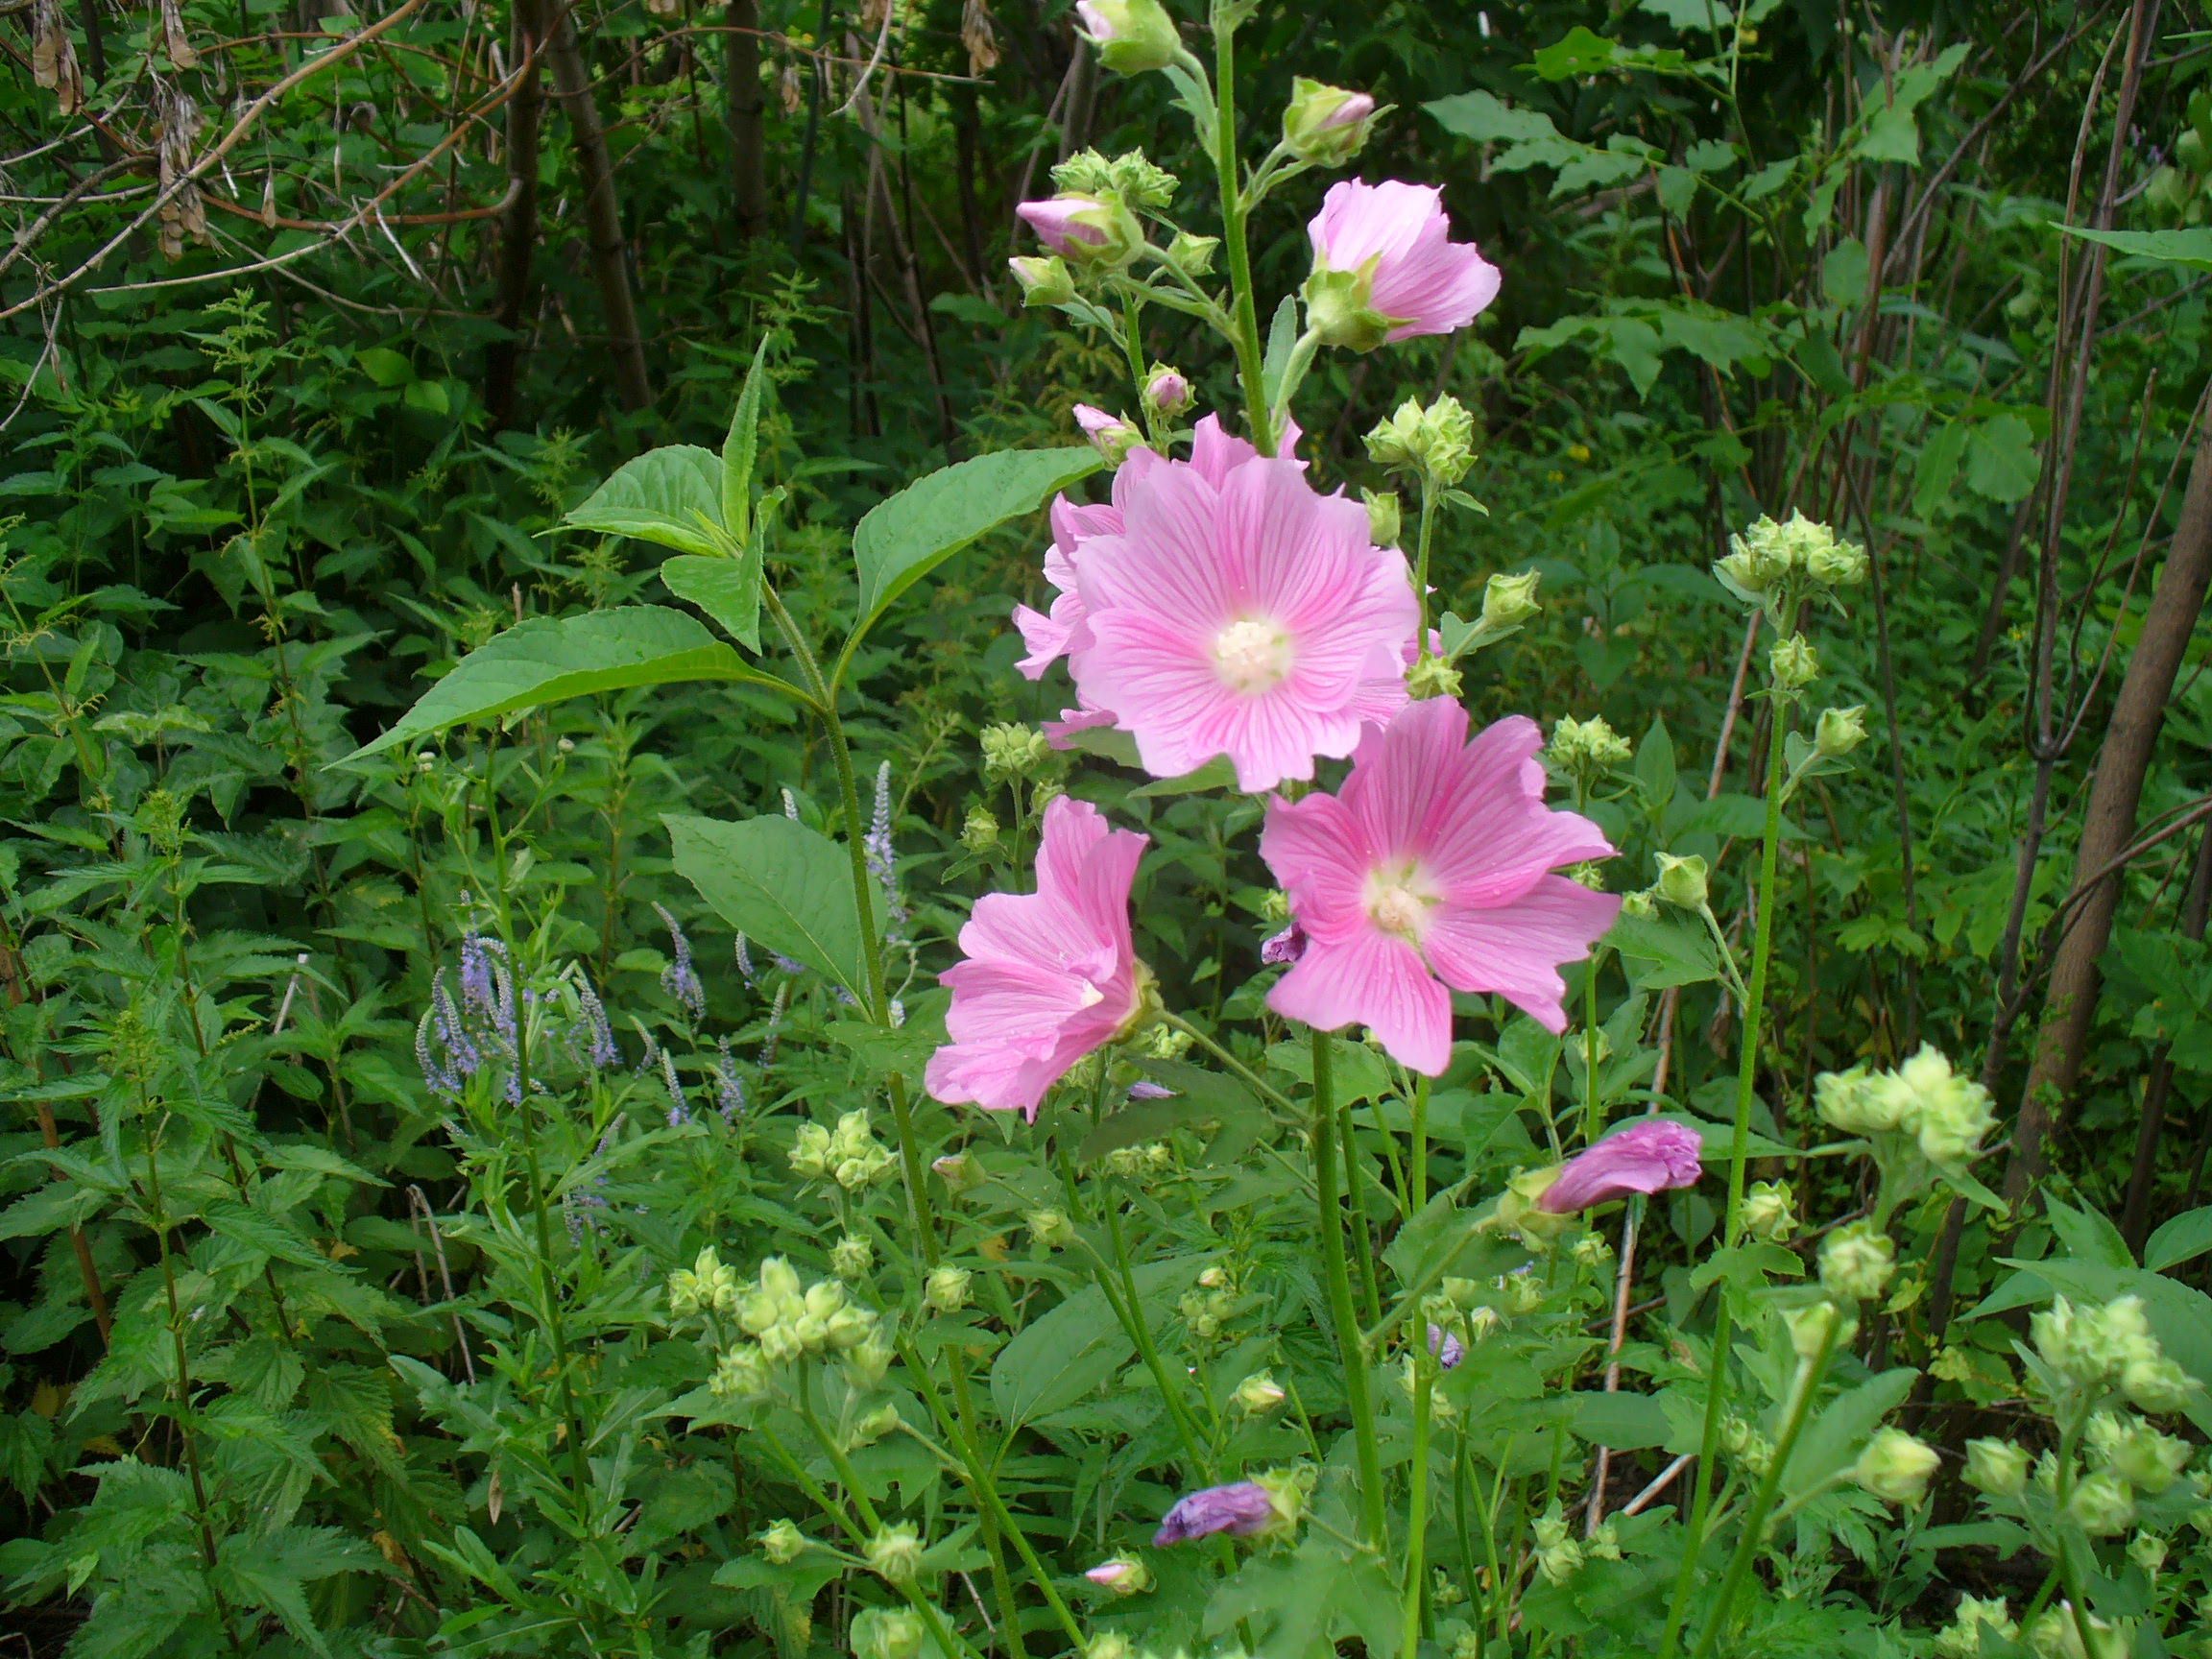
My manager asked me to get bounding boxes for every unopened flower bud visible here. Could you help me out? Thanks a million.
[1084,1555,1152,1596]
[1232,1371,1286,1414]
[1166,230,1218,275]
[850,1606,926,1659]
[2125,1355,2199,1414]
[1017,193,1142,269]
[1027,1208,1077,1248]
[1964,1437,2031,1499]
[981,721,1052,779]
[1652,852,1708,910]
[1742,1180,1796,1241]
[844,1333,895,1388]
[1820,1220,1896,1302]
[2088,1412,2192,1494]
[1009,254,1076,307]
[1481,569,1542,629]
[1815,705,1867,758]
[960,806,998,853]
[1073,404,1142,464]
[1620,889,1658,919]
[760,1518,807,1563]
[710,1343,772,1399]
[2128,1530,2168,1575]
[1281,78,1379,166]
[2069,1471,2137,1536]
[1853,1427,1939,1504]
[1768,633,1819,693]
[1550,713,1631,773]
[1406,654,1463,701]
[1074,0,1179,73]
[1531,1503,1583,1584]
[1142,364,1191,419]
[1783,1300,1854,1360]
[925,1265,973,1312]
[831,1235,874,1281]
[1805,534,1868,588]
[1087,1637,1136,1659]
[1362,488,1402,549]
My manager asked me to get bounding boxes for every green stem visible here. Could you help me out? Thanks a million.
[1312,1026,1386,1547]
[1210,5,1271,453]
[1402,1333,1433,1659]
[1409,1074,1430,1213]
[1340,1094,1383,1327]
[1095,1190,1217,1479]
[1164,1012,1302,1117]
[1411,473,1439,646]
[2049,1417,2105,1659]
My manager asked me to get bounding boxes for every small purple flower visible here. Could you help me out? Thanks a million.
[715,1037,746,1124]
[1537,1119,1704,1214]
[576,982,618,1070]
[865,760,909,942]
[1428,1323,1464,1369]
[1126,1080,1175,1100]
[661,1051,691,1127]
[734,934,758,988]
[654,902,707,1020]
[1153,1480,1274,1547]
[1260,924,1307,966]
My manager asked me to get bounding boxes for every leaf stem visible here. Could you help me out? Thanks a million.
[1312,1025,1387,1547]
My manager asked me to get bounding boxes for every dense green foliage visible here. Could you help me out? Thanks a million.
[7,0,2212,1655]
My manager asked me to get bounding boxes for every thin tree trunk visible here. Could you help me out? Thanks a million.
[544,0,653,413]
[725,0,768,239]
[485,0,547,429]
[2003,423,2212,1207]
[2121,824,2212,1252]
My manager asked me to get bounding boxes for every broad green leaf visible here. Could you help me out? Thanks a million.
[1572,1389,1671,1449]
[1607,911,1719,989]
[1424,90,1563,147]
[563,445,727,555]
[1782,1367,1918,1499]
[1913,421,1971,517]
[1964,414,2041,503]
[2147,1204,2212,1272]
[1635,715,1676,806]
[1852,43,1970,165]
[1533,26,1624,79]
[665,812,876,1007]
[1639,0,1730,28]
[1128,756,1239,797]
[991,1259,1200,1427]
[723,336,772,543]
[661,554,762,653]
[2059,225,2212,272]
[849,445,1099,646]
[2043,1196,2134,1268]
[342,607,805,761]
[1821,237,1869,308]
[203,1199,329,1267]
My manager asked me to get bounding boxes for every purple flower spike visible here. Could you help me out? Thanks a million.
[1537,1119,1704,1214]
[1153,1480,1274,1547]
[1428,1324,1464,1369]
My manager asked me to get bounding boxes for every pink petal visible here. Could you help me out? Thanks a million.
[1419,875,1622,1033]
[1267,926,1453,1075]
[1260,791,1376,938]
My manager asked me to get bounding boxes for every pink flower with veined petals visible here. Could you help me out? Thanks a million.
[1308,180,1502,342]
[1062,421,1415,791]
[1018,197,1110,257]
[1261,701,1620,1074]
[925,796,1147,1118]
[1537,1119,1704,1213]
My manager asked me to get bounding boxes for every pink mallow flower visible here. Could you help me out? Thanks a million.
[925,796,1147,1118]
[1063,418,1416,791]
[1307,180,1502,343]
[1537,1119,1705,1214]
[1261,700,1620,1074]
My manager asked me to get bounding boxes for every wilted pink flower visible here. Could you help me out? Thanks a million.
[1307,180,1502,342]
[1260,923,1307,965]
[1154,1480,1273,1545]
[1073,403,1141,463]
[926,796,1147,1118]
[1261,701,1619,1074]
[1428,1323,1465,1368]
[1063,420,1417,791]
[1537,1119,1704,1214]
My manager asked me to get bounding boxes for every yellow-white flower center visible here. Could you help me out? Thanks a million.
[1364,864,1434,941]
[1073,980,1105,1010]
[1212,617,1292,694]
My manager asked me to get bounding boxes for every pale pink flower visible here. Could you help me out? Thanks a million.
[1062,421,1416,791]
[1308,180,1502,342]
[1537,1119,1704,1213]
[1017,196,1112,257]
[1261,701,1619,1074]
[1073,403,1141,462]
[925,796,1147,1118]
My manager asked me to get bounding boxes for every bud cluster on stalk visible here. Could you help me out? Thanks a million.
[1713,509,1868,620]
[706,1256,891,1399]
[789,1108,898,1190]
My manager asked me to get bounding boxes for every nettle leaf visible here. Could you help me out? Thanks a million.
[665,812,879,1008]
[2147,1204,2212,1273]
[849,445,1099,650]
[661,554,763,653]
[990,1258,1202,1428]
[2060,225,2212,272]
[563,445,726,556]
[342,607,806,761]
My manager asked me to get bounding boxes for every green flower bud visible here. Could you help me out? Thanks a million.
[960,805,999,853]
[2068,1470,2137,1535]
[2027,1604,2128,1659]
[851,1606,926,1659]
[1619,889,1658,920]
[1480,569,1543,629]
[1651,852,1709,910]
[2128,1530,2168,1575]
[1232,1371,1286,1414]
[1008,254,1075,307]
[1021,191,1144,269]
[1531,1502,1583,1584]
[852,1403,902,1447]
[709,1343,773,1399]
[1362,395,1477,485]
[1166,229,1219,275]
[1768,632,1819,693]
[1814,705,1867,758]
[1742,1180,1796,1242]
[845,1333,895,1388]
[1853,1427,1939,1504]
[2124,1354,2200,1414]
[1934,1597,2017,1659]
[925,1265,973,1313]
[1083,1555,1152,1596]
[760,1519,807,1564]
[1440,1276,1481,1309]
[831,1236,874,1282]
[1280,78,1380,166]
[1783,1299,1854,1360]
[1550,713,1632,773]
[1963,1437,2031,1499]
[789,1124,834,1179]
[1362,487,1403,549]
[1820,1220,1896,1302]
[1087,1637,1137,1659]
[981,722,1052,780]
[1142,363,1191,420]
[1253,1464,1316,1533]
[1027,1208,1077,1248]
[931,1151,981,1191]
[1406,653,1464,701]
[2088,1412,2192,1493]
[823,1302,879,1351]
[1075,0,1180,74]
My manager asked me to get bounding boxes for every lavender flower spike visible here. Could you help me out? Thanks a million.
[1537,1119,1704,1214]
[654,902,707,1020]
[1153,1480,1274,1547]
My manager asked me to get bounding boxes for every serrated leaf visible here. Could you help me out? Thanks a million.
[1782,1368,1918,1500]
[661,554,762,653]
[723,336,772,542]
[202,1199,328,1267]
[341,607,807,760]
[2059,224,2212,272]
[665,812,878,1008]
[563,445,726,555]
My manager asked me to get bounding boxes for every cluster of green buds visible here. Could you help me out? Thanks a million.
[1713,510,1867,619]
[1179,1262,1239,1342]
[1742,1179,1797,1241]
[1934,1595,2018,1658]
[666,1245,741,1319]
[2028,1294,2199,1415]
[1548,713,1633,779]
[850,1606,927,1659]
[708,1257,890,1398]
[1100,1141,1175,1180]
[1718,1412,1776,1477]
[1138,1021,1192,1060]
[1814,1045,1996,1214]
[1364,395,1476,488]
[1528,1501,1619,1584]
[790,1110,898,1190]
[980,722,1054,781]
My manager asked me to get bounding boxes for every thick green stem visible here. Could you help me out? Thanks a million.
[1402,1334,1433,1659]
[1411,474,1439,646]
[1095,1191,1217,1479]
[1409,1074,1430,1212]
[1312,1026,1386,1547]
[1210,7,1272,454]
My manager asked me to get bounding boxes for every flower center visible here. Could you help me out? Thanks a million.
[1212,617,1292,694]
[1363,863,1434,941]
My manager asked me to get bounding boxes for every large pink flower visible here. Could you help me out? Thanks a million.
[925,796,1147,1118]
[1261,701,1619,1074]
[1056,421,1415,791]
[1308,180,1502,342]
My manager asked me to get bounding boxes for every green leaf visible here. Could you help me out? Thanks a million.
[1606,912,1719,989]
[342,607,806,760]
[2146,1205,2212,1272]
[1782,1368,1918,1500]
[665,812,877,1007]
[563,445,727,555]
[850,446,1099,645]
[1913,421,1971,517]
[1635,716,1676,807]
[1638,0,1730,27]
[1129,756,1240,797]
[1821,237,1869,308]
[1963,415,2041,503]
[1533,25,1623,79]
[661,554,762,653]
[202,1199,328,1267]
[2058,225,2212,272]
[723,336,773,544]
[1572,1389,1671,1449]
[990,1259,1200,1427]
[1424,90,1563,146]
